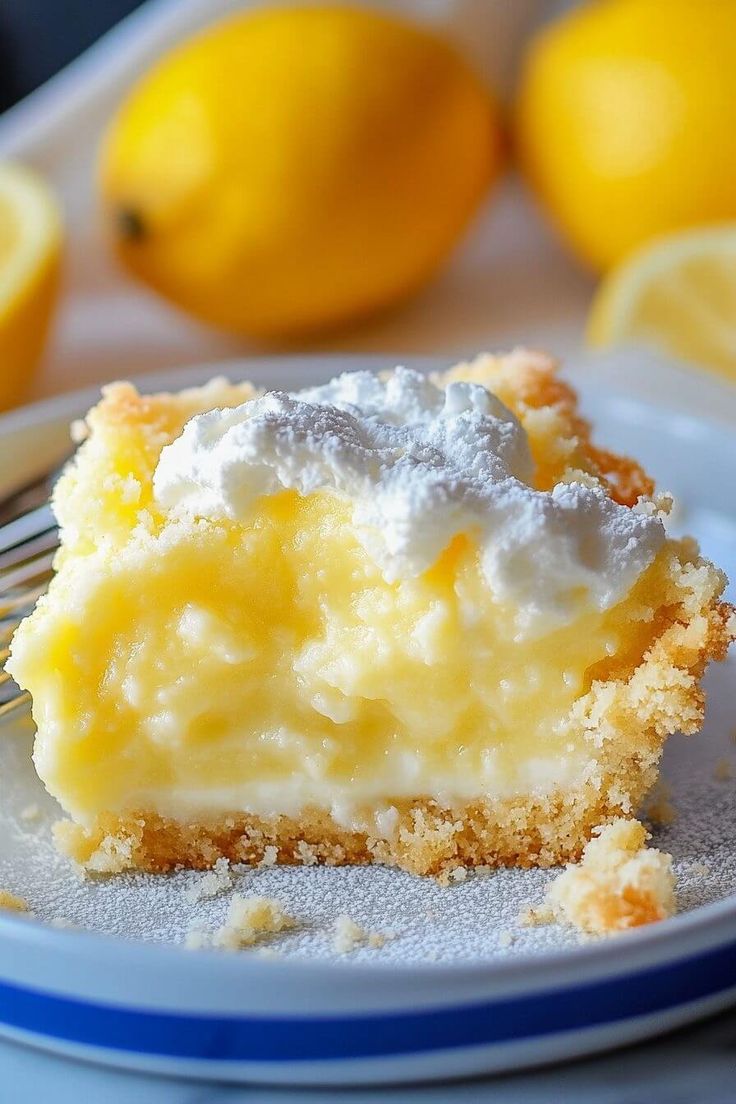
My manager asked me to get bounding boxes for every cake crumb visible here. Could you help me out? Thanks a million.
[644,781,677,827]
[0,890,29,913]
[19,803,41,822]
[541,819,676,935]
[185,857,233,903]
[259,845,278,868]
[215,896,295,950]
[437,863,469,887]
[714,758,733,782]
[49,917,76,930]
[295,840,318,867]
[520,903,554,927]
[332,914,388,954]
[688,860,710,877]
[186,895,296,951]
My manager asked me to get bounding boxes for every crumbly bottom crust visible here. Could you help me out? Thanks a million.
[54,766,660,879]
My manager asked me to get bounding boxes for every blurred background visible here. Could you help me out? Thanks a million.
[0,0,735,407]
[0,0,532,110]
[0,2,146,111]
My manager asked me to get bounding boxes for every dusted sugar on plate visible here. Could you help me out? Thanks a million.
[8,350,734,878]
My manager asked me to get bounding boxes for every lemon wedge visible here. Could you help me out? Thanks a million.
[587,225,736,382]
[0,163,62,409]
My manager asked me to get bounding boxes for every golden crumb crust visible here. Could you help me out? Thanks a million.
[53,786,642,878]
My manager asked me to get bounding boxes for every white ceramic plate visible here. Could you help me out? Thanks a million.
[0,354,735,1087]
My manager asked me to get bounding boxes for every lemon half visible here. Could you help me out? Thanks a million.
[0,163,62,409]
[587,225,736,382]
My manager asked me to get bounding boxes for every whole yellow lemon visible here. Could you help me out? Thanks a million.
[516,0,736,271]
[99,5,500,337]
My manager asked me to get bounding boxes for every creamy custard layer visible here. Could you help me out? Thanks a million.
[16,487,672,827]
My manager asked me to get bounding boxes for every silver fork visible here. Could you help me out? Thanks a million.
[0,469,61,720]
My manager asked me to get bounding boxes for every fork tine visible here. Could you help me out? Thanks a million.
[0,619,21,642]
[0,527,59,571]
[0,583,49,619]
[0,690,31,719]
[0,462,64,527]
[0,469,61,723]
[0,548,56,595]
[0,504,56,556]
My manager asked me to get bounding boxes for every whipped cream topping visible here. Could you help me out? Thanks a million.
[153,367,665,634]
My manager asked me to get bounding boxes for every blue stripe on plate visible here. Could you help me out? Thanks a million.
[2,940,736,1061]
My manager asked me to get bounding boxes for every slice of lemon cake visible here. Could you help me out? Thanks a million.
[8,351,733,876]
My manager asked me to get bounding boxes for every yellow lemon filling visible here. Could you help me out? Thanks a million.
[14,487,676,828]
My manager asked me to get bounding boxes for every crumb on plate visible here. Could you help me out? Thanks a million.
[0,890,29,913]
[332,914,388,953]
[185,895,296,951]
[519,903,554,927]
[538,818,676,936]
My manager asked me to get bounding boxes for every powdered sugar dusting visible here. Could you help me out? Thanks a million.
[153,367,664,636]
